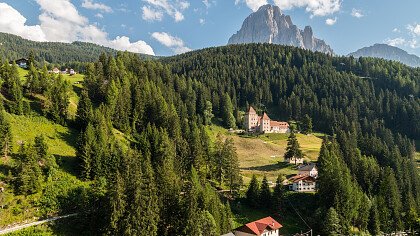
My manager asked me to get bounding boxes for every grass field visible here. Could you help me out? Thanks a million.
[0,113,81,227]
[206,125,323,184]
[5,113,78,158]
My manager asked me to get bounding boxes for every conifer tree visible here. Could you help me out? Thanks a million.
[16,144,43,195]
[246,175,260,208]
[301,114,313,134]
[204,100,214,125]
[221,93,236,129]
[323,207,341,235]
[368,199,381,236]
[77,123,96,179]
[259,176,271,209]
[76,89,93,128]
[0,111,12,158]
[284,131,303,163]
[273,175,285,211]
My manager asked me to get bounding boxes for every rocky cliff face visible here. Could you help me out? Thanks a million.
[349,44,420,67]
[228,4,334,55]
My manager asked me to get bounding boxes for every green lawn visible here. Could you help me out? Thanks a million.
[5,113,77,157]
[0,113,84,227]
[206,125,323,185]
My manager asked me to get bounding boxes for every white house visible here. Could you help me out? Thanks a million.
[284,156,304,165]
[287,175,316,192]
[297,163,318,178]
[234,216,282,236]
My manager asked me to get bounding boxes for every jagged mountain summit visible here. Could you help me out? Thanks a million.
[349,43,420,67]
[228,4,334,55]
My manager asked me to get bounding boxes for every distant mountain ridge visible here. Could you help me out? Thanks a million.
[228,4,334,55]
[349,43,420,67]
[0,32,153,64]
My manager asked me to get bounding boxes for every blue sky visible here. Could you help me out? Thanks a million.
[0,0,419,56]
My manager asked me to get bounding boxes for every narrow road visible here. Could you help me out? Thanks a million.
[0,213,78,235]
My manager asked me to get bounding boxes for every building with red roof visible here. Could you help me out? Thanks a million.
[285,174,316,192]
[234,216,282,236]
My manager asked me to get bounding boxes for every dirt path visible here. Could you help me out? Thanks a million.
[0,213,77,235]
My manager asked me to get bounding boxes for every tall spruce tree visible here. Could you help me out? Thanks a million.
[259,176,271,209]
[221,93,236,129]
[284,131,303,163]
[0,111,12,158]
[246,175,260,208]
[323,207,341,235]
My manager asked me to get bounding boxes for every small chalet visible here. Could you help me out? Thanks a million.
[52,68,60,74]
[234,216,282,236]
[297,163,318,178]
[285,156,304,165]
[10,58,29,69]
[286,174,316,192]
[69,69,76,75]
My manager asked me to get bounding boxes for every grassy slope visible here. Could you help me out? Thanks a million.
[0,69,84,228]
[206,125,323,184]
[0,113,81,227]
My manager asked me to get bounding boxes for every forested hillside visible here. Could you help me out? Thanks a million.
[0,43,419,235]
[164,44,420,233]
[0,33,154,66]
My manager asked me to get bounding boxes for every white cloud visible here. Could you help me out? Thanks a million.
[384,37,406,47]
[351,8,363,18]
[202,0,214,8]
[82,0,112,13]
[142,6,164,21]
[325,17,337,25]
[151,32,191,54]
[0,1,154,55]
[385,38,418,49]
[199,18,205,25]
[95,13,104,18]
[109,36,155,54]
[141,0,190,22]
[393,28,400,33]
[273,0,341,17]
[235,0,268,12]
[408,38,419,48]
[0,3,46,41]
[407,24,420,36]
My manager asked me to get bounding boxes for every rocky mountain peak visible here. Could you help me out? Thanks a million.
[228,4,334,55]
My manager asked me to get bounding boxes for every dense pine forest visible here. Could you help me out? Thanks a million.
[0,43,419,235]
[0,33,154,72]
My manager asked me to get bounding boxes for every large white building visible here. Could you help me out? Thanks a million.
[244,106,289,133]
[287,174,316,192]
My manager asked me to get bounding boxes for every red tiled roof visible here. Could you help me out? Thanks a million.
[288,174,316,183]
[248,106,257,114]
[270,121,289,128]
[235,216,282,235]
[261,112,270,120]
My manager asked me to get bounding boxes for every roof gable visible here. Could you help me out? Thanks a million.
[235,216,282,235]
[261,112,270,120]
[248,106,257,114]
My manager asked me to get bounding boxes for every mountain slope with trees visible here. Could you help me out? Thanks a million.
[0,33,154,66]
[0,43,419,234]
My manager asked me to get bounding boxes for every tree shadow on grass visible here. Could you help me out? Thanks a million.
[54,129,80,177]
[56,128,79,149]
[55,155,79,177]
[241,163,285,172]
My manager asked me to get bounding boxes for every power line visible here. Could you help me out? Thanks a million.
[285,196,312,235]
